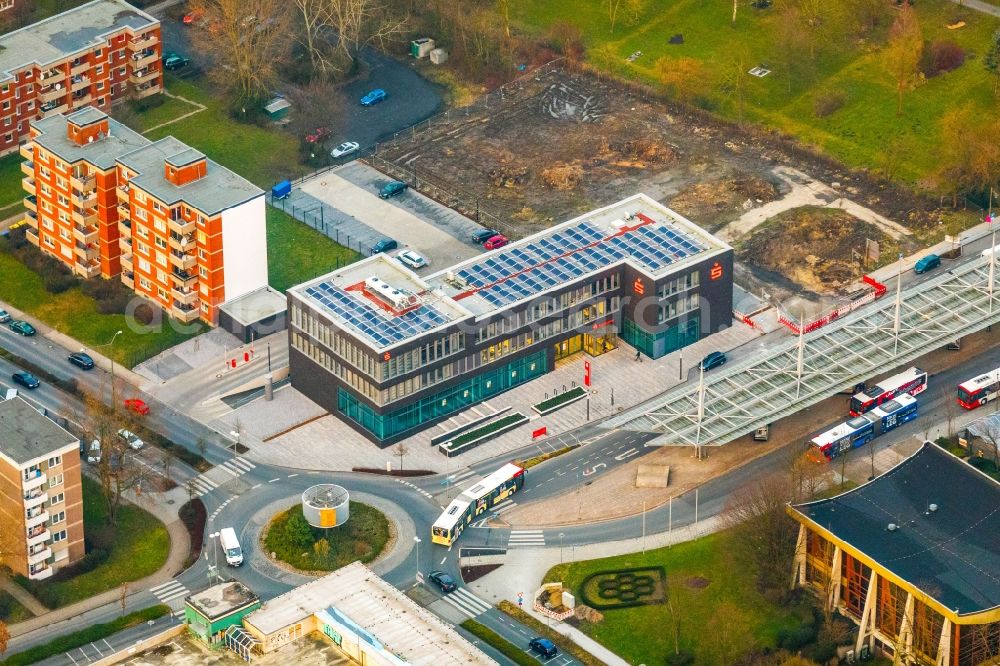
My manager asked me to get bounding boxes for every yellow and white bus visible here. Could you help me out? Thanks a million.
[431,463,525,546]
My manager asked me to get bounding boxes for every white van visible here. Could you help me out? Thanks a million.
[983,246,999,259]
[219,527,243,566]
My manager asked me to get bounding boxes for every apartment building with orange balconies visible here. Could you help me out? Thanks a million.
[22,106,269,325]
[0,397,85,581]
[0,0,161,157]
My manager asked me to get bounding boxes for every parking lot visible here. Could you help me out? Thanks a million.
[295,161,484,270]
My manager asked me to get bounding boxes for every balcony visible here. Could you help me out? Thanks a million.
[118,236,132,253]
[129,68,158,85]
[19,144,33,160]
[70,60,89,76]
[121,271,134,289]
[172,302,200,323]
[169,250,196,271]
[22,469,46,491]
[134,84,161,99]
[115,184,130,201]
[74,242,98,261]
[22,176,35,194]
[117,218,131,236]
[23,210,38,228]
[72,190,97,209]
[28,564,52,581]
[70,173,96,192]
[73,224,99,245]
[39,84,67,103]
[20,160,33,177]
[132,50,158,69]
[120,253,133,270]
[168,232,194,251]
[70,75,90,92]
[39,68,63,82]
[40,101,69,117]
[23,489,47,510]
[28,546,51,565]
[26,509,49,529]
[26,527,49,547]
[23,194,36,212]
[26,228,39,246]
[128,33,157,51]
[71,208,97,227]
[172,268,196,285]
[75,259,100,279]
[172,285,198,305]
[168,216,194,235]
[69,93,93,109]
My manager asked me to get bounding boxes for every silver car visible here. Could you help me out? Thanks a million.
[396,250,428,269]
[330,141,359,158]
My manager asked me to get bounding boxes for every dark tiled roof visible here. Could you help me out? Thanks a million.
[791,442,1000,617]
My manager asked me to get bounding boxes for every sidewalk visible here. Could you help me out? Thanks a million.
[0,578,47,616]
[7,487,191,639]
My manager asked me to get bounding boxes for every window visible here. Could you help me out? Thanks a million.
[50,511,65,524]
[154,236,166,249]
[1,100,8,110]
[3,133,10,143]
[50,492,64,506]
[46,455,61,468]
[48,474,63,489]
[138,258,151,272]
[96,65,104,75]
[96,81,104,91]
[52,530,67,543]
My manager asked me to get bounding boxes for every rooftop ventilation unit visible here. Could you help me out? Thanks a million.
[364,276,416,311]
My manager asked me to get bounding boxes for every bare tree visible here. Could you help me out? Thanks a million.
[160,448,176,484]
[978,415,1000,471]
[602,0,645,34]
[322,0,409,76]
[720,51,753,125]
[294,0,334,76]
[705,602,754,664]
[0,619,8,657]
[82,393,150,526]
[884,3,922,116]
[190,0,292,103]
[395,442,408,473]
[663,577,684,657]
[941,387,958,439]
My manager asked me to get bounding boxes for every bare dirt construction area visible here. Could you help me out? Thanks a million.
[737,207,901,297]
[372,65,951,303]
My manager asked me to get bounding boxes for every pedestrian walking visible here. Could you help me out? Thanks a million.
[635,350,642,362]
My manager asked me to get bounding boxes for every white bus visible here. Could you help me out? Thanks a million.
[957,366,1000,410]
[431,463,525,546]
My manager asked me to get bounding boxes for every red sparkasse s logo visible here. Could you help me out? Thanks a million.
[710,262,723,280]
[633,278,645,295]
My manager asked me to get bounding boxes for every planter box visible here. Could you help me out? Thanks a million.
[430,406,512,446]
[439,413,528,457]
[532,387,587,416]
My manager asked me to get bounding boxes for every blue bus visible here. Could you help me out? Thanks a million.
[810,393,918,461]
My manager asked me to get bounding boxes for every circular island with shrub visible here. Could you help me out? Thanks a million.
[262,501,390,572]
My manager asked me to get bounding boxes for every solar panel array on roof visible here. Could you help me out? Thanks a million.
[304,282,449,348]
[456,220,705,308]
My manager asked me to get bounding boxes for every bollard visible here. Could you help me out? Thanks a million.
[264,374,273,401]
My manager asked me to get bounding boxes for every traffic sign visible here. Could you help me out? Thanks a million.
[584,360,591,387]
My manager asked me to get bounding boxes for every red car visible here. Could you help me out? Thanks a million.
[124,398,150,415]
[182,9,203,25]
[484,234,509,250]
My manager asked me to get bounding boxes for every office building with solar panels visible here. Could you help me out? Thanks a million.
[287,194,733,445]
[788,442,1000,666]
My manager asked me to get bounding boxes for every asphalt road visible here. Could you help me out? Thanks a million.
[158,18,443,154]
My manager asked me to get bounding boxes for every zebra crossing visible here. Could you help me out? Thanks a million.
[149,580,191,617]
[438,587,493,619]
[507,529,546,549]
[470,499,517,527]
[187,457,256,496]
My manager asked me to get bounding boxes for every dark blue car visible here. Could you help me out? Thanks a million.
[529,637,558,658]
[700,351,727,371]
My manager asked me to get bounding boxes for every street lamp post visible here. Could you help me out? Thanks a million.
[208,531,220,583]
[229,430,240,463]
[559,532,565,564]
[413,536,422,586]
[98,330,124,409]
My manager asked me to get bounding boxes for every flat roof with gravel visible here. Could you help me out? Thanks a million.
[0,0,158,82]
[244,561,496,665]
[31,108,148,170]
[0,397,78,467]
[186,581,259,622]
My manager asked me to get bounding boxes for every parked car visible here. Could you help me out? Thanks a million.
[529,637,558,658]
[162,52,190,71]
[371,238,399,255]
[12,372,39,389]
[330,141,360,159]
[700,351,727,371]
[81,439,101,464]
[914,254,941,274]
[483,234,509,250]
[378,181,408,199]
[68,351,95,370]
[117,429,144,450]
[0,309,9,324]
[9,320,36,336]
[428,570,457,593]
[124,398,150,415]
[471,229,498,245]
[182,9,203,25]
[396,250,428,269]
[360,89,387,106]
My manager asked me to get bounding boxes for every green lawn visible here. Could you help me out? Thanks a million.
[543,530,807,664]
[266,206,362,292]
[0,153,26,210]
[512,0,1000,184]
[141,74,304,189]
[264,502,389,572]
[0,239,203,367]
[18,476,170,609]
[0,590,33,624]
